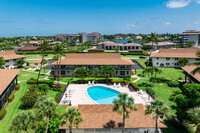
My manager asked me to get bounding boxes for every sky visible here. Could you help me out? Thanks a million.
[0,0,200,37]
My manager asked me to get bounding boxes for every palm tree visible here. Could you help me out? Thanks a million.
[153,67,162,79]
[9,111,35,132]
[53,43,66,83]
[74,67,89,81]
[61,107,83,133]
[34,96,57,133]
[100,66,115,83]
[113,93,137,133]
[191,50,200,75]
[147,33,158,66]
[183,107,200,133]
[145,100,168,133]
[142,67,154,85]
[37,39,49,86]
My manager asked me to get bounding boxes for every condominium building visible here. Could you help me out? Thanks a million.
[51,53,135,77]
[0,69,20,109]
[51,33,103,45]
[143,41,176,50]
[98,41,141,51]
[181,30,200,47]
[59,104,166,133]
[151,48,200,68]
[182,65,200,83]
[0,51,27,69]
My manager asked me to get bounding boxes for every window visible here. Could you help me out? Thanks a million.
[61,71,65,75]
[6,65,9,68]
[166,58,170,60]
[195,58,200,61]
[127,71,129,75]
[157,62,159,65]
[175,58,179,60]
[166,63,170,65]
[157,57,159,60]
[61,65,65,68]
[13,59,16,62]
[6,60,9,62]
[35,63,38,65]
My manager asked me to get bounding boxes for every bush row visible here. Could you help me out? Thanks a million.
[8,93,14,102]
[0,107,6,120]
[15,84,20,90]
[167,80,180,87]
[129,82,139,90]
[134,60,146,69]
[27,79,54,87]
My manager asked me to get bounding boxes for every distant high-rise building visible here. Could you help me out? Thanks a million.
[181,30,200,47]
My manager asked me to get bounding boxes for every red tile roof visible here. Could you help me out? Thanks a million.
[0,50,27,60]
[17,46,40,51]
[144,41,175,46]
[0,69,20,95]
[60,104,167,129]
[182,65,200,82]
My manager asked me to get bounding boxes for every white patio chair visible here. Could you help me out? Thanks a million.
[117,83,120,88]
[92,80,95,86]
[113,83,116,88]
[88,81,91,86]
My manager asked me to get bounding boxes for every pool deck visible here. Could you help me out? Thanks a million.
[59,84,153,106]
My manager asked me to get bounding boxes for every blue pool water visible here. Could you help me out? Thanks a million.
[87,86,121,104]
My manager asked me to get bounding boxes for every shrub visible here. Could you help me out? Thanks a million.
[28,84,37,91]
[178,77,183,80]
[146,87,155,95]
[134,60,146,69]
[8,93,14,102]
[27,79,54,87]
[24,66,29,70]
[167,80,179,87]
[129,82,139,90]
[21,91,38,108]
[35,69,40,72]
[37,84,49,95]
[15,84,20,90]
[0,107,6,120]
[56,83,61,88]
[123,80,128,85]
[111,79,123,83]
[26,62,30,66]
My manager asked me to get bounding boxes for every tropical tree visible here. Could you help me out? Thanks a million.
[83,40,93,48]
[153,67,162,79]
[9,111,35,132]
[113,47,119,53]
[16,59,25,68]
[34,96,57,133]
[61,107,83,133]
[53,43,65,83]
[113,93,137,133]
[41,59,47,76]
[0,57,5,68]
[147,33,158,66]
[191,50,200,75]
[145,100,168,133]
[142,67,154,85]
[77,46,87,52]
[74,67,89,81]
[100,66,115,83]
[178,58,189,67]
[37,39,49,86]
[90,68,99,81]
[183,107,200,133]
[37,84,49,95]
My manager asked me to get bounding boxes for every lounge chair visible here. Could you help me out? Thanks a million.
[117,83,120,88]
[88,81,91,86]
[113,83,116,88]
[92,80,95,86]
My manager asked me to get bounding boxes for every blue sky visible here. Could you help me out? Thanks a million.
[0,0,200,36]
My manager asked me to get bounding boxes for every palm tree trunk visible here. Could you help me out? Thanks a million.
[58,56,61,84]
[37,52,44,86]
[122,112,125,133]
[57,59,59,82]
[45,114,49,133]
[155,117,158,133]
[148,43,153,66]
[44,64,46,76]
[69,127,72,133]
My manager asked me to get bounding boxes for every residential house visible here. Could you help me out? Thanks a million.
[182,65,200,83]
[51,53,135,77]
[25,41,41,47]
[181,30,200,47]
[0,69,20,109]
[30,59,47,69]
[59,104,166,133]
[151,48,200,68]
[0,50,27,69]
[16,46,40,52]
[143,41,176,50]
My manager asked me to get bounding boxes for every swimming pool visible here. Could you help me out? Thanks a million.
[87,86,121,104]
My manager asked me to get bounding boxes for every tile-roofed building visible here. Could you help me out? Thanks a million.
[51,53,135,77]
[26,41,42,47]
[59,104,166,132]
[143,41,176,50]
[151,48,200,68]
[17,46,40,52]
[0,69,20,109]
[181,30,200,47]
[30,59,47,69]
[0,50,27,69]
[98,42,141,51]
[182,65,200,83]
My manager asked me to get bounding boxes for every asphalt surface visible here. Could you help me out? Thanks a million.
[132,60,143,70]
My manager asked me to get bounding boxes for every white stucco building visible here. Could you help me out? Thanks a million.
[144,41,176,51]
[151,48,200,68]
[0,51,27,69]
[181,30,200,47]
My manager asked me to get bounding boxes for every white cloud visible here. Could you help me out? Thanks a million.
[126,23,137,29]
[164,22,171,25]
[195,0,200,4]
[166,0,191,8]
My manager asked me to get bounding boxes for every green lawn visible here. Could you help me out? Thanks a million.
[25,54,62,59]
[121,55,148,58]
[136,68,184,80]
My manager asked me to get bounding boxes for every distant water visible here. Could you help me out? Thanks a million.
[104,39,141,44]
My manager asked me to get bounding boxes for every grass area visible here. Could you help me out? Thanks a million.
[50,77,137,84]
[134,59,147,67]
[137,68,184,80]
[121,55,148,58]
[26,54,55,59]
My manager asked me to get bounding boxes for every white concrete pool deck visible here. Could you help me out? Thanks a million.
[59,84,153,106]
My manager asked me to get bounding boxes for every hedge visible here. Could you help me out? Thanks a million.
[167,80,180,87]
[15,84,20,90]
[134,60,146,69]
[0,107,6,120]
[129,82,139,90]
[8,93,15,102]
[27,79,54,87]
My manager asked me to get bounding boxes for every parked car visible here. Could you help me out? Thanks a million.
[139,56,146,59]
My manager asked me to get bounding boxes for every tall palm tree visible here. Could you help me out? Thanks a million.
[90,68,99,81]
[61,107,83,133]
[147,33,158,66]
[34,96,57,133]
[37,39,49,86]
[153,67,162,79]
[9,111,35,132]
[183,107,200,133]
[113,93,137,133]
[145,100,168,133]
[142,67,154,85]
[191,50,200,75]
[53,43,66,83]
